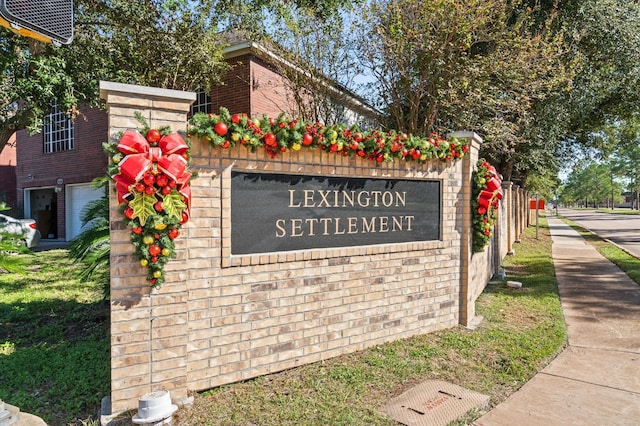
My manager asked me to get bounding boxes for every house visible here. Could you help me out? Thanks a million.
[212,30,381,130]
[13,34,381,242]
[15,106,107,240]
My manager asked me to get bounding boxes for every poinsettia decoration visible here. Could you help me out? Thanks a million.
[188,107,469,163]
[472,159,503,253]
[106,117,191,288]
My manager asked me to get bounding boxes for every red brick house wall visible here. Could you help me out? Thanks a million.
[211,54,252,115]
[248,55,296,117]
[0,135,17,211]
[212,53,294,118]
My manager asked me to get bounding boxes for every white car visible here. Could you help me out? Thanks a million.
[0,213,41,249]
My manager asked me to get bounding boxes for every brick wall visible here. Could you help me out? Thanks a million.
[0,136,17,210]
[102,83,527,415]
[211,53,315,119]
[248,55,296,117]
[211,55,252,115]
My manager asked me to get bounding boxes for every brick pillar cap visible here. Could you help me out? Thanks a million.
[450,131,483,147]
[99,81,196,103]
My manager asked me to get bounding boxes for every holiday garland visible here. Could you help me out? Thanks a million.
[106,108,473,288]
[188,107,469,163]
[472,159,503,252]
[106,117,192,288]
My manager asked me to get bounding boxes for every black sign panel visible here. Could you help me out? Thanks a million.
[231,172,441,255]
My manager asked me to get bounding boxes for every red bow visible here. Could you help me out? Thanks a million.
[114,130,191,218]
[478,170,503,211]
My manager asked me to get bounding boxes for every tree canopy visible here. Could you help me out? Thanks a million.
[351,0,640,187]
[2,0,639,191]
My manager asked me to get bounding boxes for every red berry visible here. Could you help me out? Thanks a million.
[132,226,143,234]
[124,207,134,220]
[214,122,228,136]
[156,174,168,187]
[151,256,158,263]
[302,133,313,146]
[143,174,155,186]
[154,201,163,212]
[146,129,161,143]
[168,228,179,239]
[134,183,145,193]
[145,186,155,195]
[263,133,277,147]
[180,211,189,224]
[222,140,230,148]
[149,244,161,256]
[231,114,240,124]
[162,186,172,195]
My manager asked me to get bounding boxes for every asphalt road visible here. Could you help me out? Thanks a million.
[556,208,640,258]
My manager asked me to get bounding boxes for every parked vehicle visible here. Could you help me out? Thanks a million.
[0,213,41,248]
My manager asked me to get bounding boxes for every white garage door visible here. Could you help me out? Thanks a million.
[66,183,104,240]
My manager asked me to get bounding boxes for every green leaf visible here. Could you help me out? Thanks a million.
[161,192,187,220]
[129,192,157,226]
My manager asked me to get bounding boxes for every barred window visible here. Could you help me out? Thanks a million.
[190,89,212,116]
[43,103,74,153]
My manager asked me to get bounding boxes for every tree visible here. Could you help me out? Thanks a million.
[264,7,370,125]
[556,0,640,150]
[563,161,623,208]
[354,0,571,186]
[606,120,640,209]
[528,0,640,172]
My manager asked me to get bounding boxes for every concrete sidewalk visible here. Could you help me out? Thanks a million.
[474,216,640,425]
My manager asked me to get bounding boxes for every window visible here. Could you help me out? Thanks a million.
[43,102,74,153]
[190,89,212,116]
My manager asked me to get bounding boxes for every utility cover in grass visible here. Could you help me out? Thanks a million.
[381,380,490,426]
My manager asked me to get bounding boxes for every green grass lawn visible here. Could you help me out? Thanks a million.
[595,208,640,215]
[1,219,570,426]
[0,249,109,425]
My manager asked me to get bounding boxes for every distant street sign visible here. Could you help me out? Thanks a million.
[0,0,73,45]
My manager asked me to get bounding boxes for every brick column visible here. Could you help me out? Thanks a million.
[452,131,483,327]
[99,82,195,414]
[502,181,514,254]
